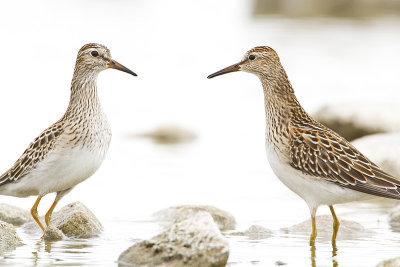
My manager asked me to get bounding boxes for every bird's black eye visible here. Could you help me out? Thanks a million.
[91,51,99,57]
[249,55,256,60]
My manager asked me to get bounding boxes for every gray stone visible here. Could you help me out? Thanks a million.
[281,215,372,241]
[313,102,400,141]
[352,133,400,178]
[0,203,31,226]
[376,257,400,267]
[231,224,273,240]
[137,125,196,144]
[118,212,229,267]
[0,221,22,253]
[24,202,102,238]
[43,225,64,241]
[154,205,236,231]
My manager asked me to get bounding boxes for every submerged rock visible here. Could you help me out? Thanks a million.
[137,125,197,144]
[352,133,400,178]
[24,202,102,238]
[154,205,236,231]
[118,212,229,267]
[42,225,65,241]
[231,224,273,240]
[282,215,372,241]
[313,102,400,141]
[376,257,400,267]
[0,203,31,226]
[0,221,22,253]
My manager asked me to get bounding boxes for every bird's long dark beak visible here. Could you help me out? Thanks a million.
[207,62,241,79]
[108,59,137,76]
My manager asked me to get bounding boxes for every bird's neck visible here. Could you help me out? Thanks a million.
[65,68,102,119]
[259,69,304,152]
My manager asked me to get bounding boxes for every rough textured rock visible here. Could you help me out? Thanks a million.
[313,102,400,141]
[154,205,236,231]
[352,133,400,178]
[376,257,400,267]
[43,225,65,241]
[282,215,372,241]
[0,221,22,253]
[231,224,273,240]
[24,202,102,238]
[118,212,229,267]
[137,125,197,144]
[0,203,31,226]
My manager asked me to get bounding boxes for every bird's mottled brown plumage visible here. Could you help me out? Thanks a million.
[0,43,136,232]
[247,46,400,200]
[289,114,400,198]
[207,45,400,244]
[0,122,64,185]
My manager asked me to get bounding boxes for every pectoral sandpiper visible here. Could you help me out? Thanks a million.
[0,43,136,231]
[208,46,400,245]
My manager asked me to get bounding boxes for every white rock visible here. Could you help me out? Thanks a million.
[118,212,229,267]
[154,205,236,231]
[313,102,400,140]
[0,203,31,226]
[42,225,65,241]
[388,205,400,231]
[352,133,400,177]
[24,202,102,238]
[282,215,373,241]
[0,221,21,253]
[231,224,273,239]
[376,257,400,267]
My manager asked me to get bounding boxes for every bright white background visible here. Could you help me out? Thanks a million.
[0,0,399,266]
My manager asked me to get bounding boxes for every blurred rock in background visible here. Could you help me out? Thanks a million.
[134,125,197,145]
[312,102,400,141]
[253,0,400,17]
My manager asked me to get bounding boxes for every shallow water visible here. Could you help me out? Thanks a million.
[0,0,399,266]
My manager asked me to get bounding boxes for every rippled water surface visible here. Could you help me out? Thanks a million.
[0,0,399,266]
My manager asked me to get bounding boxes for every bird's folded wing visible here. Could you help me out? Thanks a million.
[0,122,64,185]
[289,127,400,199]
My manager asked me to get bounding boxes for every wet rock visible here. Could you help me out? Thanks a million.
[352,133,400,177]
[51,202,103,238]
[42,225,64,241]
[137,125,197,144]
[313,102,400,141]
[24,202,102,238]
[376,257,400,267]
[0,221,22,253]
[282,215,372,241]
[154,205,236,231]
[231,224,273,240]
[118,212,229,267]
[0,203,31,226]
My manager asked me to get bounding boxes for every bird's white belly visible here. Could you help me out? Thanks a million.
[266,147,372,208]
[2,146,108,197]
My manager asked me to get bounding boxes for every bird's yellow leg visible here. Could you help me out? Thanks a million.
[310,215,317,246]
[31,196,45,231]
[329,205,340,244]
[45,199,59,226]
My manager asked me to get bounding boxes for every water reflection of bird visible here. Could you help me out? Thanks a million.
[0,43,136,232]
[208,46,400,245]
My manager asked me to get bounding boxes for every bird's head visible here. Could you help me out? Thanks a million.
[207,46,281,79]
[76,43,137,76]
